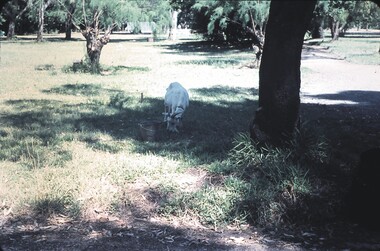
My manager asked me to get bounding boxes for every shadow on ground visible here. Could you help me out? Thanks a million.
[1,83,380,250]
[0,84,258,167]
[159,40,253,55]
[0,214,294,251]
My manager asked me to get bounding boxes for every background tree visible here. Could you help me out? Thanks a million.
[62,0,76,39]
[309,1,380,40]
[310,1,329,39]
[351,1,380,30]
[191,0,269,67]
[1,0,32,39]
[0,0,11,27]
[327,0,355,41]
[73,0,124,73]
[68,0,171,73]
[171,0,195,29]
[191,0,269,44]
[250,0,317,145]
[36,0,54,41]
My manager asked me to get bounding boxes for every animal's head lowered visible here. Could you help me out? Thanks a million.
[164,108,184,133]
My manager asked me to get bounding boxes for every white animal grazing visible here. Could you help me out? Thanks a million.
[163,82,189,132]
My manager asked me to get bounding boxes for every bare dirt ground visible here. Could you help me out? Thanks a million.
[1,42,380,250]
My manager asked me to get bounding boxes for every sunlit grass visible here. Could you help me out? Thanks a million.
[324,37,380,65]
[0,32,375,230]
[0,35,258,224]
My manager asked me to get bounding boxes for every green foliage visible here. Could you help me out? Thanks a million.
[312,0,380,38]
[191,0,269,42]
[162,176,251,226]
[351,1,380,29]
[62,58,97,74]
[30,182,80,217]
[225,132,318,226]
[162,123,331,227]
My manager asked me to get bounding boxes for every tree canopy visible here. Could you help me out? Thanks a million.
[1,0,379,40]
[0,0,174,39]
[191,0,270,42]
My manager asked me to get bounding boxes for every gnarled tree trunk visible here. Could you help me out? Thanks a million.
[7,20,16,39]
[250,1,317,145]
[81,12,112,74]
[82,28,111,74]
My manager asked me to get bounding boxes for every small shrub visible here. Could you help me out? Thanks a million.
[226,128,329,227]
[31,193,80,218]
[62,57,93,73]
[109,93,132,109]
[35,64,55,71]
[162,176,250,227]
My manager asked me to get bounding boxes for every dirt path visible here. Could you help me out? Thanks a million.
[301,45,380,105]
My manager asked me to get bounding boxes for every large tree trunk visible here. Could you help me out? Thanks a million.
[37,0,52,42]
[80,11,113,74]
[311,18,324,39]
[330,19,340,41]
[82,19,112,74]
[250,1,317,145]
[37,1,45,42]
[3,0,30,40]
[65,2,75,40]
[7,20,16,39]
[65,11,73,40]
[82,27,111,74]
[168,10,179,40]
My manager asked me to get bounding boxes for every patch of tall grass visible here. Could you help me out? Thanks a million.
[161,126,330,227]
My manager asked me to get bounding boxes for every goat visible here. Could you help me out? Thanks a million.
[163,82,189,132]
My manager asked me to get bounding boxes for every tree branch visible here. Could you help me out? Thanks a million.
[82,0,87,26]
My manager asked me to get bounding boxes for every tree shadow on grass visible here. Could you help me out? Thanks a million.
[1,36,84,43]
[303,90,380,106]
[1,84,258,167]
[159,40,252,56]
[2,86,380,250]
[42,83,119,96]
[0,214,276,251]
[301,90,380,166]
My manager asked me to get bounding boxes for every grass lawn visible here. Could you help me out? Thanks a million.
[324,36,380,65]
[0,32,379,232]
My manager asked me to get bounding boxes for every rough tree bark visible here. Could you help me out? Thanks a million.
[330,18,343,41]
[7,21,16,39]
[250,1,317,145]
[81,11,112,74]
[37,0,53,42]
[168,10,180,40]
[65,2,75,40]
[2,0,31,39]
